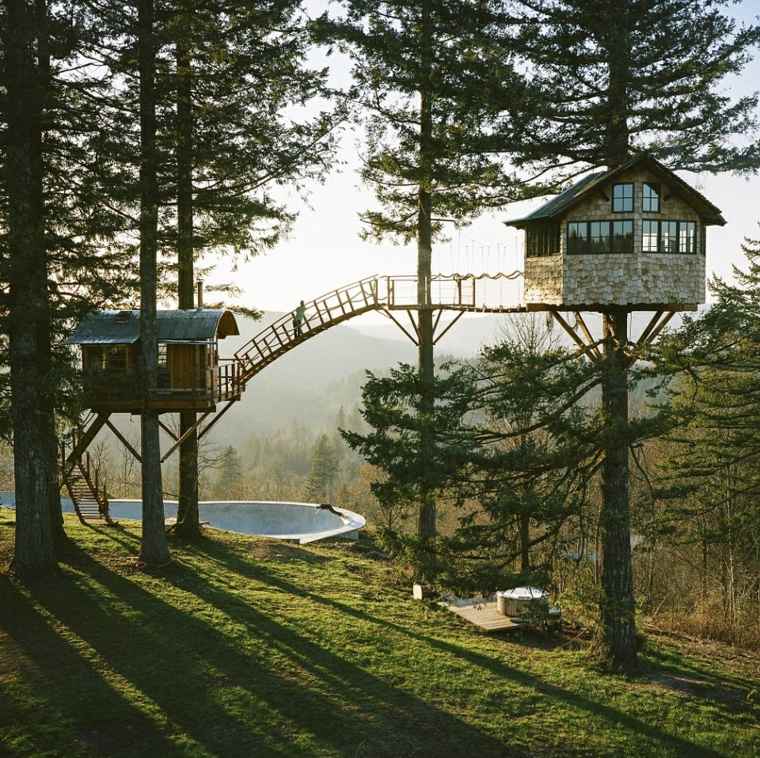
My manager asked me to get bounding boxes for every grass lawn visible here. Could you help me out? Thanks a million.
[1,511,759,757]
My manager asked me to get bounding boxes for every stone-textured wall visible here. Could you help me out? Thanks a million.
[524,256,563,305]
[523,166,707,308]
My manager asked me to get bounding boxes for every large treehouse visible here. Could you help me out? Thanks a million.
[69,309,242,413]
[506,153,726,311]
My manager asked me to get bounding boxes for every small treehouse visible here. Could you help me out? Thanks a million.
[506,154,726,311]
[68,309,242,413]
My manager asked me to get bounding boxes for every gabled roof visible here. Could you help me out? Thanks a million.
[505,153,726,228]
[68,309,240,345]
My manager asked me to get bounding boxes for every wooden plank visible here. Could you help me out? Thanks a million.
[445,601,521,633]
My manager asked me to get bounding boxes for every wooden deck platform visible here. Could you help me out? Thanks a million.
[444,599,521,633]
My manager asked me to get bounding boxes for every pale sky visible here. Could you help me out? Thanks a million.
[207,1,760,323]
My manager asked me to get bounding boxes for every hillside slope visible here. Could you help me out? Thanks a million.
[2,513,759,757]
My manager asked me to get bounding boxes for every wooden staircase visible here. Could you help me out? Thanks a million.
[60,417,113,524]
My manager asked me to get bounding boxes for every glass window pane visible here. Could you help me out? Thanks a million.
[590,221,610,253]
[642,183,660,213]
[612,220,633,253]
[642,220,659,252]
[567,222,588,254]
[661,221,678,253]
[680,221,696,254]
[612,183,633,212]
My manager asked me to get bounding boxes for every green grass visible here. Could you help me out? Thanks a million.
[1,511,759,757]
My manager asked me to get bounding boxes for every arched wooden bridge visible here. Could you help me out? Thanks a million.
[62,271,525,520]
[233,273,525,381]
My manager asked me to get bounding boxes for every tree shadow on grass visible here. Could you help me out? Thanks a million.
[16,541,519,758]
[193,538,729,758]
[0,578,181,758]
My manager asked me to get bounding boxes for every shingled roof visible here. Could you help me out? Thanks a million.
[68,309,240,345]
[505,154,726,228]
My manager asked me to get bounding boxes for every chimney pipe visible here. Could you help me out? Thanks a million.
[196,279,204,308]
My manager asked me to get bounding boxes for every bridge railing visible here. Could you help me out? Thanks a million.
[233,272,524,375]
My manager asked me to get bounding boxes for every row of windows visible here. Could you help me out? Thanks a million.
[526,224,561,257]
[612,182,661,213]
[567,220,699,255]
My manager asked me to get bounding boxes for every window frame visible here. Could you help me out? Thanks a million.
[642,182,661,213]
[640,219,699,255]
[611,183,634,213]
[526,222,561,258]
[566,220,633,255]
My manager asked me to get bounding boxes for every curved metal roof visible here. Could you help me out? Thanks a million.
[68,309,240,345]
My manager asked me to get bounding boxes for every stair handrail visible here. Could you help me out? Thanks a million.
[233,274,383,365]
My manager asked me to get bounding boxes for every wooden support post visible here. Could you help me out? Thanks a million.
[197,400,236,442]
[643,310,675,346]
[550,311,601,363]
[64,413,110,477]
[160,411,211,462]
[157,418,178,441]
[380,309,419,345]
[432,308,443,337]
[636,310,664,347]
[407,310,421,342]
[574,312,603,361]
[105,419,143,463]
[433,310,465,346]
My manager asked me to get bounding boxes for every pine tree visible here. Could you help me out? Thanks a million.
[137,0,169,566]
[2,0,57,577]
[162,0,337,537]
[305,434,339,502]
[316,0,537,541]
[507,0,760,671]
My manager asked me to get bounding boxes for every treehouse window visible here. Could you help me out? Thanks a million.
[643,220,659,252]
[612,183,634,212]
[611,221,634,252]
[157,343,168,368]
[661,221,678,253]
[567,221,632,254]
[105,345,128,371]
[680,221,697,254]
[566,222,589,254]
[642,183,660,213]
[642,220,698,254]
[526,224,560,257]
[590,221,610,253]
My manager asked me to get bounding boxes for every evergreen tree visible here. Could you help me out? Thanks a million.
[305,434,339,502]
[137,0,169,566]
[505,0,760,671]
[2,0,57,577]
[213,445,244,500]
[315,0,538,541]
[164,0,336,537]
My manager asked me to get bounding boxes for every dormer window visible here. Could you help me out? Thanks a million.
[642,183,660,213]
[612,183,634,212]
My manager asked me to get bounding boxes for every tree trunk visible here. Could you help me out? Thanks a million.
[416,0,435,542]
[599,308,637,671]
[138,0,169,566]
[597,8,637,670]
[174,13,200,538]
[5,0,57,578]
[33,0,65,545]
[520,512,530,573]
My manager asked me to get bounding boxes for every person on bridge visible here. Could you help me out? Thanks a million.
[293,300,306,337]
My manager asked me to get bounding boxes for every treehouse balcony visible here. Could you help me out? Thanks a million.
[68,309,241,414]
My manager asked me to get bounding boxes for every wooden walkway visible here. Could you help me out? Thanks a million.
[444,598,522,633]
[233,272,525,385]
